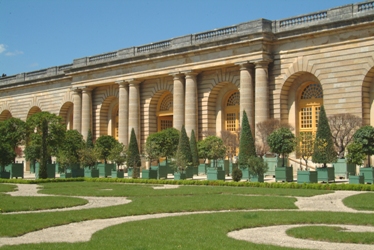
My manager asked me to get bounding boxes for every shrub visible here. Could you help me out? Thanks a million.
[232,167,243,182]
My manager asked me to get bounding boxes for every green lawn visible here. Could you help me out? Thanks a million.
[0,181,373,249]
[343,193,374,211]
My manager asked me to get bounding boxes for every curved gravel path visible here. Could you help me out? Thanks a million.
[1,184,373,249]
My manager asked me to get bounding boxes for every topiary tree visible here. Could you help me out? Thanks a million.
[108,141,127,170]
[94,135,117,164]
[296,132,314,170]
[0,117,26,162]
[346,142,366,167]
[25,112,66,179]
[79,147,97,169]
[175,125,192,170]
[312,105,337,168]
[86,128,94,149]
[238,110,256,167]
[0,142,16,173]
[351,125,374,167]
[57,129,85,172]
[190,130,199,168]
[267,127,296,167]
[126,128,141,178]
[248,156,268,176]
[197,135,226,168]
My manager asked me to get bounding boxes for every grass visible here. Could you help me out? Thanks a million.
[343,193,374,211]
[0,184,16,194]
[286,225,374,244]
[1,211,374,249]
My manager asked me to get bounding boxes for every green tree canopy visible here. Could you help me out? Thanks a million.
[86,128,94,149]
[190,130,199,167]
[94,135,118,164]
[197,136,226,168]
[0,142,15,171]
[352,125,374,167]
[176,125,192,169]
[267,127,295,167]
[57,129,85,170]
[0,117,26,150]
[312,105,337,168]
[126,128,141,178]
[144,128,179,163]
[346,142,366,167]
[108,141,127,169]
[238,110,256,166]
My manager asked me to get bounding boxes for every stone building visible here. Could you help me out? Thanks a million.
[1,1,373,169]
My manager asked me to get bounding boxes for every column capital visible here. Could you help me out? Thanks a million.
[182,71,198,79]
[116,80,128,87]
[169,72,184,79]
[125,79,141,85]
[81,86,93,93]
[235,61,254,70]
[254,60,270,68]
[71,87,81,93]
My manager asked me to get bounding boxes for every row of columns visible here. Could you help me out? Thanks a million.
[72,60,269,144]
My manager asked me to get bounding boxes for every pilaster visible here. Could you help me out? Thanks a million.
[81,87,92,141]
[72,88,82,133]
[255,61,270,125]
[183,71,198,139]
[237,62,255,133]
[117,81,129,145]
[171,73,185,131]
[127,79,141,146]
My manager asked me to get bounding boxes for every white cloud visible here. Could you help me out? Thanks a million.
[0,44,6,54]
[5,50,23,56]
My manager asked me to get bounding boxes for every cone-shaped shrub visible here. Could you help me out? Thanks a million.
[86,129,94,149]
[190,130,199,167]
[238,110,256,166]
[127,128,141,178]
[312,105,337,168]
[176,125,192,170]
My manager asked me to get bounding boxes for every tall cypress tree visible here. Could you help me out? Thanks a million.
[86,128,94,149]
[238,110,256,166]
[176,125,192,170]
[190,129,199,167]
[312,105,337,168]
[127,128,141,178]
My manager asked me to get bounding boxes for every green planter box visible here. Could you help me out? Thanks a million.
[174,172,186,180]
[35,163,56,179]
[5,163,24,179]
[71,168,84,178]
[0,171,10,179]
[193,166,198,176]
[159,160,174,174]
[250,173,264,182]
[334,159,356,179]
[317,167,335,183]
[185,167,194,178]
[349,174,364,184]
[297,170,317,184]
[84,168,99,178]
[264,156,288,177]
[359,167,374,184]
[154,164,168,179]
[111,170,124,178]
[59,172,72,178]
[239,165,250,181]
[206,167,225,181]
[198,164,207,175]
[97,163,116,177]
[142,169,158,179]
[128,167,133,177]
[275,166,293,182]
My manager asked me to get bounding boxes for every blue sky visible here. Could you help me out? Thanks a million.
[0,0,358,76]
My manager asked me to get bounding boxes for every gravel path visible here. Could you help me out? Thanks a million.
[1,184,373,249]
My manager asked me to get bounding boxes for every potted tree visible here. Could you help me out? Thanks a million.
[108,141,127,178]
[0,142,15,179]
[0,118,26,178]
[328,113,361,178]
[199,136,226,181]
[126,128,141,178]
[57,129,85,178]
[296,132,317,183]
[350,125,374,184]
[248,156,268,182]
[346,142,366,184]
[94,135,117,177]
[174,125,193,180]
[190,130,200,176]
[267,127,295,182]
[312,106,337,183]
[238,111,256,181]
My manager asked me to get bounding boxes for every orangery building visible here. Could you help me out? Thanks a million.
[1,1,374,169]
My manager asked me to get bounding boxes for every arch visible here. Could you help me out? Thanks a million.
[364,66,374,126]
[59,101,74,130]
[99,95,118,137]
[147,89,172,135]
[157,91,173,131]
[0,110,12,121]
[27,106,42,119]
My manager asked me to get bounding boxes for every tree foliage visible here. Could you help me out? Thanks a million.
[312,106,337,167]
[267,127,295,167]
[126,128,141,178]
[256,118,293,156]
[176,125,192,169]
[145,128,179,163]
[346,142,366,167]
[351,125,374,167]
[86,128,94,149]
[238,111,256,166]
[190,130,199,167]
[94,135,117,164]
[197,136,226,168]
[0,142,15,171]
[108,141,127,169]
[57,129,85,170]
[0,118,26,166]
[248,156,268,176]
[328,113,362,158]
[220,129,239,160]
[296,132,314,170]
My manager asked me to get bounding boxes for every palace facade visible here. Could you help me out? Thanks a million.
[1,1,374,167]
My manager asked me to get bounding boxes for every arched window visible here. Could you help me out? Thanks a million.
[225,91,240,132]
[299,83,323,134]
[157,92,173,131]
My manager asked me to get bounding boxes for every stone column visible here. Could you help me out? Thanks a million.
[255,61,270,125]
[184,71,198,139]
[72,88,82,133]
[117,81,129,145]
[81,87,92,141]
[238,62,255,132]
[128,79,141,145]
[171,73,184,131]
